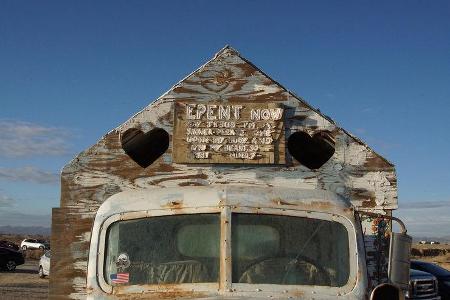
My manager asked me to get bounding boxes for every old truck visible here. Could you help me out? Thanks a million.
[50,46,411,299]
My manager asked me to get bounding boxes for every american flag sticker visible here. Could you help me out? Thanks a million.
[110,273,129,284]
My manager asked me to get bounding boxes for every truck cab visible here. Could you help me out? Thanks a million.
[87,186,367,299]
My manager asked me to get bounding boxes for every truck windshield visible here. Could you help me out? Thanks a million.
[232,213,350,287]
[104,213,220,285]
[103,212,350,288]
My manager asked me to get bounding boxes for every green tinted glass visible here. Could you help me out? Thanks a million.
[231,213,350,287]
[104,213,220,285]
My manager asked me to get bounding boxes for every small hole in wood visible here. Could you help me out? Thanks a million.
[121,127,169,168]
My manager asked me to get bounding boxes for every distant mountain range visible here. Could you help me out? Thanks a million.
[412,236,450,243]
[0,225,448,243]
[0,225,51,236]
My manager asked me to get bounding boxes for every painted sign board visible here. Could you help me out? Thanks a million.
[173,101,285,164]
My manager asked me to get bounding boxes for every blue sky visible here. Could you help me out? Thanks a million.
[0,0,449,237]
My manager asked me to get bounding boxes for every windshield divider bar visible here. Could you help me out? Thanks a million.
[220,206,232,291]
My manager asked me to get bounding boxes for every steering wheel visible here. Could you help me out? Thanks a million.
[238,254,331,285]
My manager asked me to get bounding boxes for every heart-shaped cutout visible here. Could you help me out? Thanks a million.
[121,128,169,168]
[287,131,335,169]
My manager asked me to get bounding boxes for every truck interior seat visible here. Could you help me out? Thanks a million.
[128,260,210,284]
[238,257,331,286]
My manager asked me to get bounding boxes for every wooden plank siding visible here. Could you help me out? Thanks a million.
[50,46,397,298]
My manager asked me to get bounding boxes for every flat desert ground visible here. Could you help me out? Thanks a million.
[411,243,450,270]
[0,260,48,300]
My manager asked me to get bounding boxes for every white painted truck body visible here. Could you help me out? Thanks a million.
[87,186,368,299]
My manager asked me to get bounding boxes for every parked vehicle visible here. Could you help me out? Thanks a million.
[0,247,25,271]
[406,269,441,299]
[411,260,450,300]
[20,238,49,250]
[39,250,51,278]
[0,240,19,251]
[419,241,441,245]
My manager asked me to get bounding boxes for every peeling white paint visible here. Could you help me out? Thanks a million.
[51,46,397,299]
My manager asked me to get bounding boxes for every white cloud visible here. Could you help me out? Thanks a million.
[0,194,15,207]
[399,200,450,209]
[0,120,71,157]
[0,166,59,184]
[395,201,450,237]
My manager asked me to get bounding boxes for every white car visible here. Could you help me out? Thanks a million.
[39,250,51,278]
[20,239,48,250]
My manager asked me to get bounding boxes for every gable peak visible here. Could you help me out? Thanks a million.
[213,45,240,59]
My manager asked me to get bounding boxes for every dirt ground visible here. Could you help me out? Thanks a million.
[0,260,48,300]
[412,243,450,270]
[419,255,450,271]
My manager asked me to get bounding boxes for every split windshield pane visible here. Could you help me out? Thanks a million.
[104,213,220,285]
[231,213,350,286]
[103,211,351,288]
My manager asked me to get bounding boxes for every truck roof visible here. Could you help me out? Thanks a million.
[97,185,354,217]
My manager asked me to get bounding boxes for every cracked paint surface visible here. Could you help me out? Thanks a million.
[50,47,396,299]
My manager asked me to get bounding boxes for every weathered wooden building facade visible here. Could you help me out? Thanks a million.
[50,46,397,299]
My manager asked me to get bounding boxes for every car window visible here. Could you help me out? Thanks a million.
[104,213,220,286]
[102,212,352,288]
[231,213,350,287]
[177,224,220,258]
